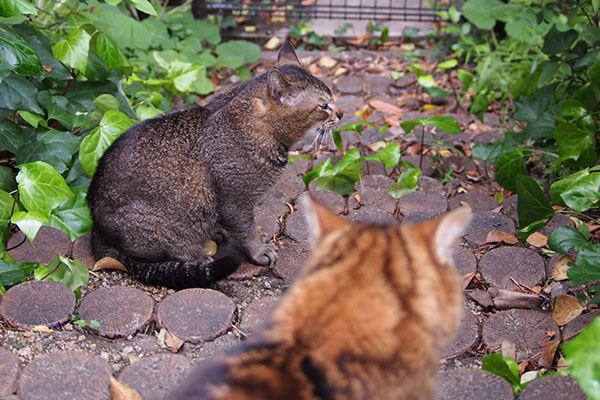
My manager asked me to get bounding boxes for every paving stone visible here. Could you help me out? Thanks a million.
[0,281,75,330]
[438,368,515,400]
[78,286,154,339]
[563,309,600,341]
[157,289,235,343]
[347,208,397,225]
[7,226,71,266]
[449,192,499,212]
[71,232,95,269]
[336,95,364,113]
[335,75,364,94]
[18,350,111,400]
[397,191,448,216]
[482,309,559,362]
[296,190,345,214]
[0,348,19,397]
[366,74,393,94]
[348,187,396,214]
[454,248,477,277]
[359,174,395,191]
[518,375,585,400]
[540,213,574,236]
[273,241,311,284]
[119,354,194,400]
[403,210,444,224]
[239,296,279,336]
[441,310,479,359]
[480,247,545,290]
[418,176,444,193]
[463,212,516,246]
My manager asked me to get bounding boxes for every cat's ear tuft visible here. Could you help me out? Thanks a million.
[277,41,302,67]
[432,207,471,265]
[302,195,347,242]
[267,68,300,106]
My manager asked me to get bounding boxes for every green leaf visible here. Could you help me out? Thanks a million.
[91,32,131,73]
[16,161,73,217]
[52,27,90,74]
[542,25,578,55]
[47,190,92,241]
[388,167,421,199]
[127,0,156,16]
[19,110,46,128]
[94,93,120,111]
[0,167,16,192]
[563,317,600,400]
[400,116,461,134]
[462,0,507,29]
[79,110,135,177]
[553,123,598,168]
[187,19,220,46]
[0,26,43,77]
[423,86,451,98]
[494,148,528,192]
[505,9,538,45]
[417,74,435,88]
[0,0,36,17]
[482,353,522,392]
[15,129,81,175]
[92,4,152,50]
[315,174,357,196]
[0,260,38,288]
[12,24,69,80]
[35,255,89,292]
[568,247,600,287]
[303,157,332,187]
[470,91,489,118]
[438,59,458,70]
[0,189,15,249]
[0,75,42,114]
[216,40,260,69]
[167,60,204,93]
[515,96,555,141]
[11,210,46,242]
[363,143,401,169]
[515,175,555,237]
[0,119,24,153]
[550,170,600,212]
[548,225,591,255]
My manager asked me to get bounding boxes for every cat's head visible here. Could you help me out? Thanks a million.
[266,42,342,145]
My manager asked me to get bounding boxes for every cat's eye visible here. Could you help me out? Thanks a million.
[319,104,329,111]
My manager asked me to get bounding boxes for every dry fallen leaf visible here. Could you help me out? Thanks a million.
[301,0,316,5]
[319,55,337,68]
[263,37,281,50]
[164,330,185,352]
[32,325,53,333]
[367,141,387,152]
[526,232,548,247]
[346,34,371,46]
[334,66,348,76]
[552,294,585,326]
[551,255,572,281]
[93,257,128,272]
[110,376,142,400]
[308,63,320,75]
[538,338,560,368]
[368,99,403,115]
[485,229,519,245]
[422,104,439,111]
[384,115,401,127]
[354,104,372,120]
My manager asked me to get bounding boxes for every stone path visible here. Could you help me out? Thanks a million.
[0,51,590,399]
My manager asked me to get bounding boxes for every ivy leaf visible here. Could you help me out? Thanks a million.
[0,167,16,192]
[363,143,401,169]
[47,190,92,241]
[0,119,24,153]
[91,32,131,73]
[16,161,74,217]
[19,110,47,128]
[0,260,38,289]
[35,255,89,292]
[542,25,578,55]
[79,110,134,177]
[548,225,591,255]
[0,0,37,17]
[0,26,43,77]
[437,59,458,70]
[567,247,600,287]
[12,24,70,80]
[388,167,421,199]
[550,169,600,212]
[494,148,528,192]
[0,75,43,114]
[553,123,598,168]
[563,317,600,400]
[11,210,47,242]
[515,175,555,238]
[37,91,89,131]
[0,189,16,250]
[482,353,522,392]
[93,4,152,50]
[127,0,156,16]
[15,129,81,174]
[400,116,461,134]
[52,27,90,74]
[216,40,260,69]
[462,0,508,29]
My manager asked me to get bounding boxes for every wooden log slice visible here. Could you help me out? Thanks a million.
[482,309,559,363]
[157,289,235,343]
[0,281,75,330]
[518,375,585,400]
[284,210,310,242]
[480,247,545,290]
[438,368,515,400]
[403,210,444,224]
[296,190,345,215]
[464,212,516,246]
[118,354,193,400]
[397,191,448,216]
[347,208,397,225]
[348,187,396,214]
[360,174,395,191]
[7,226,71,266]
[441,310,480,359]
[71,232,95,269]
[18,350,111,400]
[273,241,311,284]
[454,248,477,277]
[239,296,279,336]
[0,348,19,397]
[418,176,444,193]
[78,286,154,338]
[449,192,500,212]
[563,310,600,341]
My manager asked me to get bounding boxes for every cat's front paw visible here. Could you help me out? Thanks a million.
[247,245,277,266]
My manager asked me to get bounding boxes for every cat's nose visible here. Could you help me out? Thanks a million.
[336,112,343,120]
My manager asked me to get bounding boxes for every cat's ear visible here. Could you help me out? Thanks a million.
[277,41,302,67]
[267,68,301,106]
[302,195,347,242]
[431,207,471,265]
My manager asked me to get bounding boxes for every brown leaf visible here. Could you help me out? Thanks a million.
[353,104,372,120]
[110,377,142,400]
[462,272,475,289]
[538,338,560,368]
[552,294,585,326]
[334,66,348,76]
[551,255,572,281]
[346,34,371,46]
[526,232,548,247]
[384,115,401,127]
[164,330,185,352]
[319,56,337,68]
[93,257,128,272]
[263,37,281,50]
[368,99,403,115]
[301,0,316,5]
[32,325,53,333]
[485,229,519,245]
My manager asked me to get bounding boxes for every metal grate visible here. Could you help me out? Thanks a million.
[201,0,451,22]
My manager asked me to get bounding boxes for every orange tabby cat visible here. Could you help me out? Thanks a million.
[170,197,471,399]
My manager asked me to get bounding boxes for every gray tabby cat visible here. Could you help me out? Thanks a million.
[87,42,342,288]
